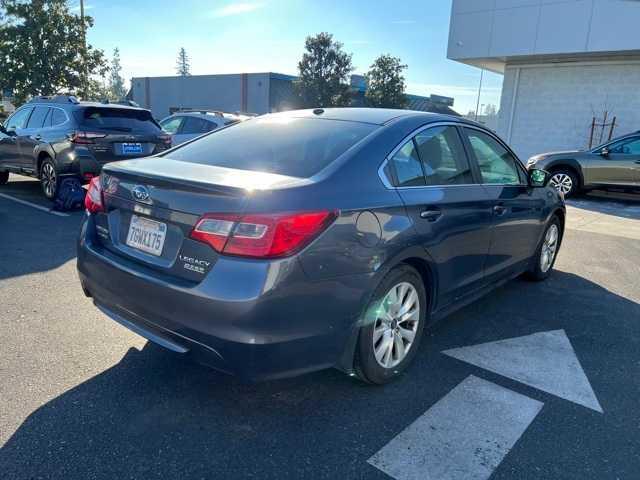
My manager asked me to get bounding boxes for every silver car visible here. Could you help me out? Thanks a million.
[159,110,247,146]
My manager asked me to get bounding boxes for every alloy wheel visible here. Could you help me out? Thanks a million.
[372,282,420,369]
[540,224,559,273]
[41,163,57,198]
[549,173,573,195]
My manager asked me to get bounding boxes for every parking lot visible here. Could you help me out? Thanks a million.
[1,173,639,479]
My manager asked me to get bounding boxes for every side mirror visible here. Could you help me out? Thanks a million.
[529,168,550,187]
[600,147,609,157]
[0,123,6,134]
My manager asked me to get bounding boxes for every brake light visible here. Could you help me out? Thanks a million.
[84,176,104,213]
[70,131,107,144]
[190,211,338,258]
[159,133,172,145]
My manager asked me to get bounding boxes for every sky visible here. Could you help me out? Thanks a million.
[72,0,503,115]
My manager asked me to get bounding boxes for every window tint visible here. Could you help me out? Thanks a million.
[51,109,67,127]
[167,117,376,178]
[181,116,215,135]
[160,116,183,134]
[609,137,640,155]
[414,126,473,186]
[6,107,33,130]
[76,107,160,133]
[26,106,50,129]
[464,128,523,185]
[389,140,426,187]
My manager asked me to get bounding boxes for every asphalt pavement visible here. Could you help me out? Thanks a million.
[1,174,639,479]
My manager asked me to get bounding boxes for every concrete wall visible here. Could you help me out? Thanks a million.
[131,73,272,119]
[497,61,640,160]
[448,0,640,72]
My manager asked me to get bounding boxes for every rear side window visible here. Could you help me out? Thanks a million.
[181,116,216,134]
[388,140,426,187]
[166,117,376,178]
[414,126,473,186]
[76,107,160,133]
[464,128,524,185]
[26,106,50,129]
[51,109,67,127]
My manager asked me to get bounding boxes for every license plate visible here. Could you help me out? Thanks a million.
[126,215,166,256]
[122,143,143,154]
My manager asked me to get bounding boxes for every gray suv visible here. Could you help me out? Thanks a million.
[527,131,640,196]
[0,95,171,200]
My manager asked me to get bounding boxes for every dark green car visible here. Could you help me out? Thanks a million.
[527,132,640,197]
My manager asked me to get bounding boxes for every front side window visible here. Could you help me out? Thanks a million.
[6,107,33,130]
[414,126,473,186]
[464,128,523,185]
[388,140,426,187]
[160,116,184,134]
[608,137,640,155]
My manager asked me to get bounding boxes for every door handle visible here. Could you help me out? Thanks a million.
[634,160,640,164]
[33,134,42,141]
[420,209,442,221]
[493,205,508,216]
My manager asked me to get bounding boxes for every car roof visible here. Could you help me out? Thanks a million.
[267,108,469,126]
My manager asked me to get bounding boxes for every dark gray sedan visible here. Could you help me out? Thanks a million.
[77,108,564,384]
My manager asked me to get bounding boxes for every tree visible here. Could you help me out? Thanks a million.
[484,104,497,116]
[295,32,353,108]
[176,47,191,76]
[0,0,107,105]
[365,54,407,109]
[108,48,126,100]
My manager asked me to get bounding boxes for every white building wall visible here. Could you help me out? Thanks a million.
[497,61,640,160]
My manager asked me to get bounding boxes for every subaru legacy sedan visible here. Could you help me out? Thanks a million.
[77,108,564,384]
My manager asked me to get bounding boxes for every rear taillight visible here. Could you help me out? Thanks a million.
[190,211,338,259]
[70,131,107,145]
[159,133,172,146]
[84,176,104,213]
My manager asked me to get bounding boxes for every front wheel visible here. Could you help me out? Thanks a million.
[0,171,8,185]
[549,169,578,197]
[40,158,60,200]
[526,217,561,281]
[355,264,426,384]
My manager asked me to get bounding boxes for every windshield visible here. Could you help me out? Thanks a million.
[165,116,377,178]
[76,107,161,133]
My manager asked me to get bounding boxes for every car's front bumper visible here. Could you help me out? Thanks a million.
[77,216,375,381]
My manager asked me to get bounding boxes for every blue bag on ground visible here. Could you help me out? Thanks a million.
[53,177,86,211]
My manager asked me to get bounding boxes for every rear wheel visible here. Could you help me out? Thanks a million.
[355,264,426,384]
[0,171,8,185]
[549,168,578,197]
[40,158,60,200]
[526,216,561,281]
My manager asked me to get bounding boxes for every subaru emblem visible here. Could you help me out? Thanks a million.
[132,185,150,202]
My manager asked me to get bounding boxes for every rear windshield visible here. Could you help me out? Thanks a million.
[76,107,160,133]
[165,116,377,178]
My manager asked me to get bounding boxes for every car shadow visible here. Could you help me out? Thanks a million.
[0,177,83,281]
[567,190,640,220]
[2,270,639,479]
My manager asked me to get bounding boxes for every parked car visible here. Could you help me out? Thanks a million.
[77,108,564,384]
[527,131,640,197]
[159,110,247,146]
[0,95,171,200]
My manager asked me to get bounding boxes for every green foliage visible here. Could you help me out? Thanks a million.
[108,47,126,100]
[0,0,107,105]
[295,32,353,108]
[176,47,191,76]
[365,54,408,109]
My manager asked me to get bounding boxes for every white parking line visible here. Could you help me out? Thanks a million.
[0,193,70,217]
[443,330,603,413]
[368,375,543,480]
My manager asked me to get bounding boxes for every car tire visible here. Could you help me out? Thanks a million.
[355,264,427,385]
[0,171,8,185]
[549,168,579,197]
[40,158,60,201]
[525,216,562,282]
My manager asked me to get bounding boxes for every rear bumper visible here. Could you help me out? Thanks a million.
[77,216,375,381]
